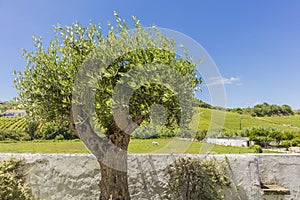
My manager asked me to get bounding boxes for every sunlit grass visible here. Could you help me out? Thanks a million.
[0,138,261,154]
[191,108,300,132]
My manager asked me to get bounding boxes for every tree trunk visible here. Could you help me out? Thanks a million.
[70,104,79,137]
[99,161,130,200]
[99,124,131,200]
[72,104,143,200]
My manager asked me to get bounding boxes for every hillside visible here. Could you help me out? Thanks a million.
[1,108,300,139]
[0,117,26,131]
[191,108,300,133]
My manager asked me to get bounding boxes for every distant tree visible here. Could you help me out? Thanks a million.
[268,130,282,146]
[281,104,293,115]
[248,127,278,148]
[251,102,294,117]
[242,107,253,115]
[195,99,212,109]
[0,101,19,114]
[228,107,243,114]
[281,132,294,141]
[195,130,207,141]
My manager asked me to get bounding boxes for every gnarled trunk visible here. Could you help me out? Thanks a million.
[99,160,130,200]
[99,123,131,200]
[73,104,142,200]
[70,104,79,137]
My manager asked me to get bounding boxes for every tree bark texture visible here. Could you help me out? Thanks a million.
[99,126,130,200]
[73,104,137,200]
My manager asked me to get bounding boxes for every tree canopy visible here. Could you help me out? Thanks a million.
[14,21,102,133]
[227,102,294,117]
[15,14,201,136]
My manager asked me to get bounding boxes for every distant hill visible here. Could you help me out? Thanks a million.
[1,105,299,140]
[191,108,300,134]
[195,99,295,117]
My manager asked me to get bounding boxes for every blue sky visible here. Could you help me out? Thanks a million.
[0,0,300,109]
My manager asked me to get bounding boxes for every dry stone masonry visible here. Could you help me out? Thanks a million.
[0,153,298,200]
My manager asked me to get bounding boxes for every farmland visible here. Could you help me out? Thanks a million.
[1,108,300,140]
[192,108,300,133]
[0,117,26,131]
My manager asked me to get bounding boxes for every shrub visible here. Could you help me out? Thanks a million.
[54,134,65,141]
[280,140,292,148]
[238,128,250,137]
[0,129,31,141]
[158,127,176,138]
[195,130,207,141]
[36,122,75,140]
[291,137,300,146]
[131,125,159,139]
[167,157,230,200]
[132,125,177,139]
[0,157,32,200]
[250,144,263,153]
[248,126,284,148]
[25,121,39,140]
[177,129,193,138]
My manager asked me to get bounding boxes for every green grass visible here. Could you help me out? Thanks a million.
[190,108,300,132]
[0,139,263,154]
[0,140,89,153]
[262,115,300,129]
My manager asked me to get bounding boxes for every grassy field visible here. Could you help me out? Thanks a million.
[0,138,270,154]
[0,108,298,154]
[263,115,300,129]
[191,108,300,132]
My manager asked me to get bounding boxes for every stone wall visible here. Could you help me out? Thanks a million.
[257,154,300,200]
[0,153,299,200]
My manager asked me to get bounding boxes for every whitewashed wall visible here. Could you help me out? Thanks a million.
[205,137,249,147]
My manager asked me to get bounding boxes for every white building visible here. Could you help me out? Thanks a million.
[4,109,26,118]
[205,137,250,147]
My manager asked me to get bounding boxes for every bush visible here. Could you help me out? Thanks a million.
[25,121,39,140]
[0,157,32,199]
[238,128,250,137]
[194,130,207,141]
[54,134,65,141]
[0,129,31,141]
[36,122,75,140]
[131,125,159,139]
[291,137,300,146]
[250,145,263,153]
[248,126,285,148]
[167,157,230,200]
[158,127,177,138]
[280,140,292,148]
[132,125,177,139]
[177,129,193,138]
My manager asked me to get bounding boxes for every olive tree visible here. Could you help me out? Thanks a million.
[14,21,101,135]
[15,13,201,199]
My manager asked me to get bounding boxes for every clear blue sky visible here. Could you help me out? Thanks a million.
[1,0,300,109]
